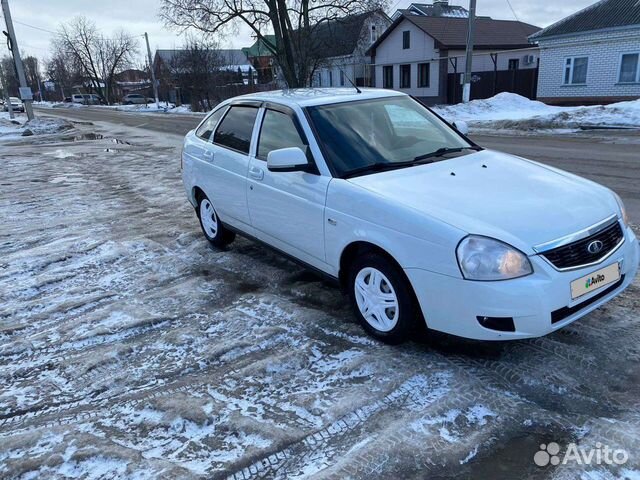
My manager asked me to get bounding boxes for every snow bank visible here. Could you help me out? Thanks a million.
[0,113,74,139]
[433,92,640,131]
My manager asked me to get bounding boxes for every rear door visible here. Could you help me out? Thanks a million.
[207,104,260,228]
[247,105,330,266]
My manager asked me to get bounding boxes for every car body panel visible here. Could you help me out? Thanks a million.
[181,88,639,341]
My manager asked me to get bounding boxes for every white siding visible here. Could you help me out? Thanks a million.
[373,19,441,98]
[536,28,640,101]
[447,48,539,73]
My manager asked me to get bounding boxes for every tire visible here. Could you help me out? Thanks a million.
[195,193,235,248]
[348,252,420,344]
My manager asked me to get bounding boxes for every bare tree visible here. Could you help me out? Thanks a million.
[46,50,84,100]
[169,35,226,111]
[54,17,139,103]
[159,0,385,88]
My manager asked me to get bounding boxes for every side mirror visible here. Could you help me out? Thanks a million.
[453,120,469,136]
[267,147,309,172]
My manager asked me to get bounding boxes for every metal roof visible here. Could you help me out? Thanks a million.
[530,0,640,40]
[368,14,540,54]
[227,87,405,108]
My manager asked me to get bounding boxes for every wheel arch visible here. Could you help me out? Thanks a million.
[338,241,403,292]
[191,186,206,207]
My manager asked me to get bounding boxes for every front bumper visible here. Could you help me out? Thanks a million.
[405,224,639,340]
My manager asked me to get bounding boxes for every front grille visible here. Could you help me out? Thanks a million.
[541,221,624,269]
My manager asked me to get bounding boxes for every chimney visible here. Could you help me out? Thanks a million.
[433,0,449,16]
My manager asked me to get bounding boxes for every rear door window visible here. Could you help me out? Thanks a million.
[195,107,227,141]
[257,109,308,160]
[213,106,258,154]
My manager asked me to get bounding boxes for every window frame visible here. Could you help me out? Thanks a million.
[256,106,309,161]
[402,30,410,50]
[400,64,411,89]
[383,65,394,89]
[563,56,589,85]
[618,52,640,84]
[211,104,260,155]
[418,63,430,88]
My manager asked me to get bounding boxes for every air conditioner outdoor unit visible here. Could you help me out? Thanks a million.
[523,54,535,65]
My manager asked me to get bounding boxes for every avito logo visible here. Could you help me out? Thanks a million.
[585,274,605,289]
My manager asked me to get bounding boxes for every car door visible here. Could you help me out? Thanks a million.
[207,104,260,228]
[247,105,330,267]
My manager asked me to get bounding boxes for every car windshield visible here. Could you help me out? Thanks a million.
[10,97,20,102]
[306,96,474,178]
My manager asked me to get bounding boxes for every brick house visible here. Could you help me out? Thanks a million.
[530,0,640,105]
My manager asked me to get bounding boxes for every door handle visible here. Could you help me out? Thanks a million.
[249,166,264,181]
[203,149,214,160]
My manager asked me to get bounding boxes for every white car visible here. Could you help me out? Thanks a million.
[3,97,25,112]
[181,88,638,343]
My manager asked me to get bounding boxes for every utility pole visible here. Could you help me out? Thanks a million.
[1,0,34,120]
[144,32,160,110]
[462,0,477,103]
[0,62,14,119]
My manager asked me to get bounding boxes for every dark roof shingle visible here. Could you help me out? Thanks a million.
[373,15,540,51]
[530,0,640,40]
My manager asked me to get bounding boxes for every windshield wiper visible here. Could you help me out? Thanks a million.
[413,146,481,163]
[342,146,482,179]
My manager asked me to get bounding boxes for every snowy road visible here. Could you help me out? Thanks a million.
[1,121,639,479]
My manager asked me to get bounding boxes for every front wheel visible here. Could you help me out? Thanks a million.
[196,195,235,248]
[348,252,420,344]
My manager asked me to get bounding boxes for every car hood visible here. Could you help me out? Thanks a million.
[347,150,618,253]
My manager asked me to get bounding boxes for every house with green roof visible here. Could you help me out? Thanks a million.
[242,35,277,84]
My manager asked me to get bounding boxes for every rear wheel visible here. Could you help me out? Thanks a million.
[196,194,235,248]
[348,252,419,344]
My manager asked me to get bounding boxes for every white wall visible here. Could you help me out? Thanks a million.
[373,19,441,98]
[536,28,640,102]
[447,48,539,73]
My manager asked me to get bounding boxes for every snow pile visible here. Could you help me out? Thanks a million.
[433,92,640,131]
[0,113,73,139]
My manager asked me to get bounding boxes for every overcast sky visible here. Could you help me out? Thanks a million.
[2,0,596,64]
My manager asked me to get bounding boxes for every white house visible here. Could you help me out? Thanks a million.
[530,0,640,105]
[367,13,540,104]
[311,10,391,88]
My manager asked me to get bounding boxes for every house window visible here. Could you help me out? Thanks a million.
[383,65,393,88]
[508,59,519,70]
[400,64,411,88]
[403,31,410,49]
[619,53,640,83]
[418,63,430,87]
[329,70,333,87]
[371,25,378,43]
[340,70,345,86]
[563,57,588,85]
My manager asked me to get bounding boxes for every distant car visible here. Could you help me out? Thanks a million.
[122,93,152,105]
[3,97,25,112]
[71,94,103,105]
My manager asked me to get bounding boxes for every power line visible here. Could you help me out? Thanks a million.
[12,18,56,35]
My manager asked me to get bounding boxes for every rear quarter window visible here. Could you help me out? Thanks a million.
[195,107,227,141]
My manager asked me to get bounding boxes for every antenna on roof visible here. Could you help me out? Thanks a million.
[340,68,361,94]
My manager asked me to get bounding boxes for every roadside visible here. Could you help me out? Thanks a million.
[34,105,640,224]
[1,115,639,479]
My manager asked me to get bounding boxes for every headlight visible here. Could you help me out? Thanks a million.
[612,191,629,226]
[457,236,533,281]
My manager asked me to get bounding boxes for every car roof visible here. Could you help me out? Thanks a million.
[229,88,406,108]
